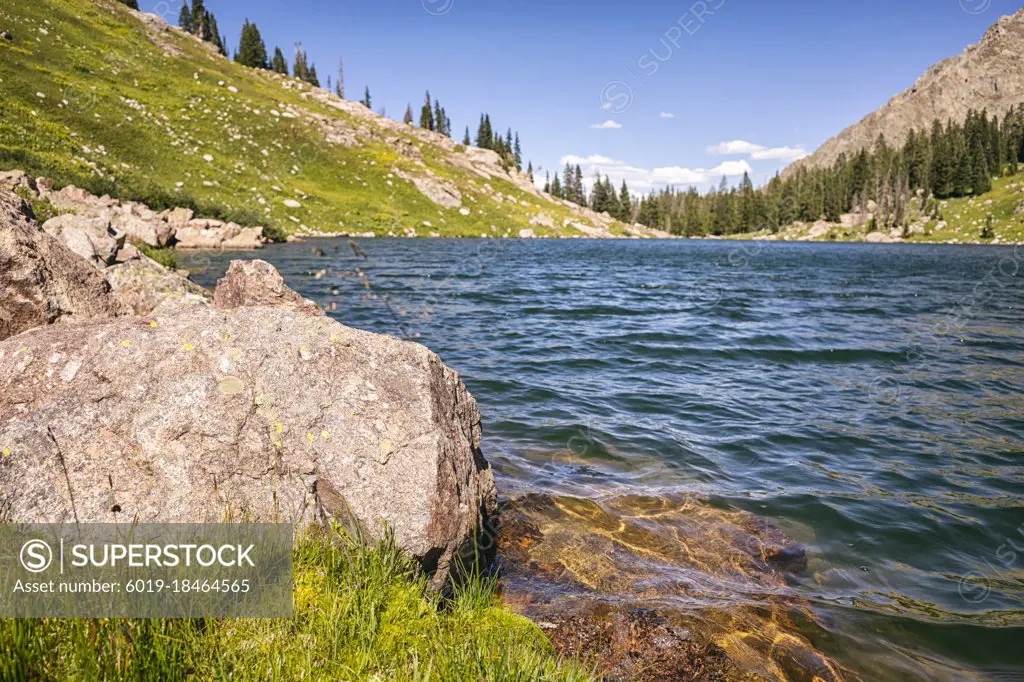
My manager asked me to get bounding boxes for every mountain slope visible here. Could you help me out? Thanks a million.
[0,0,656,238]
[788,7,1024,175]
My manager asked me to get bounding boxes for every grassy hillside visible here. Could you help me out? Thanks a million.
[1,528,593,681]
[0,0,624,238]
[727,172,1024,244]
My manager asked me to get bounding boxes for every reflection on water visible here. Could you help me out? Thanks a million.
[181,239,1024,681]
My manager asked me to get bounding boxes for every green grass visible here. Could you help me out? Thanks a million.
[135,240,178,269]
[724,172,1024,243]
[12,186,62,223]
[0,0,607,238]
[916,173,1024,244]
[0,527,594,681]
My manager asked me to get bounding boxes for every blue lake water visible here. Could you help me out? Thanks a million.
[181,239,1024,681]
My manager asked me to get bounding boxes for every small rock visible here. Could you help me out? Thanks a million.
[213,259,323,316]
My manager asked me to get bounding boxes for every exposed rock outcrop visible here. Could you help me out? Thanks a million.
[390,167,462,209]
[214,259,323,316]
[0,303,496,587]
[175,220,263,249]
[106,256,212,315]
[0,171,264,250]
[0,190,129,341]
[788,8,1024,175]
[42,214,125,267]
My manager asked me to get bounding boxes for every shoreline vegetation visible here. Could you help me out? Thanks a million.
[0,528,593,682]
[6,166,1023,250]
[6,0,1021,245]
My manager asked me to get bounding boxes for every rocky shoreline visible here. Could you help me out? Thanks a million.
[0,169,264,251]
[0,184,852,680]
[0,168,674,244]
[0,186,495,589]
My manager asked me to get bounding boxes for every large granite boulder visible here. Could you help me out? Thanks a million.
[111,212,173,247]
[176,220,263,249]
[214,259,323,316]
[106,255,213,315]
[0,301,496,587]
[42,213,126,267]
[0,190,128,341]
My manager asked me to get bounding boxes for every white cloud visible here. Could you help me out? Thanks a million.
[590,119,623,130]
[707,139,808,162]
[650,166,706,185]
[555,154,750,193]
[707,140,762,155]
[709,160,754,177]
[749,145,808,161]
[659,112,675,119]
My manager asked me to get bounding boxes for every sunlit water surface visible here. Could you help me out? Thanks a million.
[182,239,1024,681]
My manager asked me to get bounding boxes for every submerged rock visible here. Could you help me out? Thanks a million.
[0,190,128,341]
[0,301,496,587]
[499,493,848,681]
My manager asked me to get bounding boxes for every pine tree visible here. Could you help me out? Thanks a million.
[476,114,492,149]
[270,47,288,74]
[952,132,970,197]
[420,92,434,131]
[462,126,471,145]
[563,163,575,203]
[590,172,608,213]
[527,161,534,183]
[403,104,414,125]
[191,0,210,40]
[618,180,631,222]
[551,172,563,199]
[235,20,268,69]
[362,87,371,109]
[207,14,224,55]
[434,101,444,135]
[292,47,307,81]
[971,137,991,194]
[178,2,192,32]
[513,133,522,171]
[307,63,320,87]
[981,213,995,240]
[604,177,620,216]
[574,166,584,206]
[336,57,345,99]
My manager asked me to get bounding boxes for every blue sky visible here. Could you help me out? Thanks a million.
[146,0,1021,192]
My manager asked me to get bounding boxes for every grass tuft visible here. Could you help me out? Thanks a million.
[0,526,595,681]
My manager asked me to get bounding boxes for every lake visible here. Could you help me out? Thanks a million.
[181,239,1024,681]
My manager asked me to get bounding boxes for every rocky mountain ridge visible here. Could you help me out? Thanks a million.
[788,7,1024,175]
